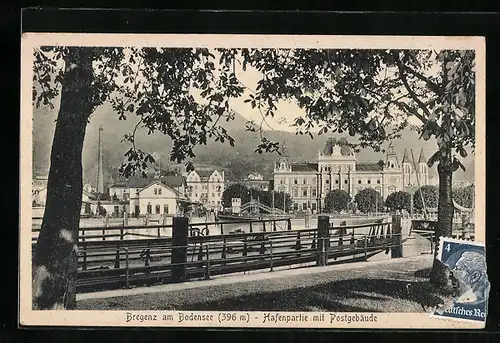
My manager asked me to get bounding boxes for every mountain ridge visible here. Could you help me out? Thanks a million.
[32,104,475,184]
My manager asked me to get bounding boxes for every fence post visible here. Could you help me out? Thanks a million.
[222,236,227,263]
[205,244,211,280]
[125,247,130,288]
[391,214,403,258]
[461,214,468,240]
[287,218,292,231]
[123,211,128,226]
[249,222,253,233]
[295,231,302,251]
[145,242,151,267]
[363,235,368,259]
[82,242,88,271]
[263,221,266,232]
[114,242,120,269]
[145,212,150,226]
[269,240,274,271]
[338,221,345,247]
[273,220,277,232]
[317,215,330,266]
[171,216,188,282]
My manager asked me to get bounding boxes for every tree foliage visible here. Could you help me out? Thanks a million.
[354,188,384,213]
[324,189,351,213]
[453,184,474,208]
[385,191,411,212]
[32,45,477,308]
[413,185,439,211]
[222,183,251,208]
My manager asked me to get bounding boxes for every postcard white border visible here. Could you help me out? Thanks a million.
[20,33,486,329]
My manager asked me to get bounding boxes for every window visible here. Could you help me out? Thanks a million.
[344,179,348,184]
[326,179,330,184]
[195,193,198,197]
[147,203,152,214]
[164,204,169,214]
[302,203,308,210]
[212,193,215,198]
[294,178,298,184]
[358,180,362,184]
[302,188,308,197]
[303,179,307,184]
[367,179,371,184]
[312,203,317,210]
[280,179,284,184]
[154,188,157,195]
[377,179,381,184]
[281,163,285,169]
[158,188,162,195]
[292,188,298,197]
[294,203,299,210]
[335,179,339,184]
[155,205,161,214]
[312,188,317,197]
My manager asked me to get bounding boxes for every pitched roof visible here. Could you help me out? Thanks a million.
[138,180,189,200]
[356,162,383,172]
[161,175,185,188]
[126,175,154,188]
[418,149,427,163]
[109,182,127,188]
[196,169,215,178]
[291,163,318,172]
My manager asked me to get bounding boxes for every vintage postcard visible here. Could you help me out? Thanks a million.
[20,33,486,329]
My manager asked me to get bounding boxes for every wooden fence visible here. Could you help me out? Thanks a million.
[31,216,402,293]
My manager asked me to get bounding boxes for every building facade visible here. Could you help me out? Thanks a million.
[185,169,225,210]
[273,138,429,212]
[236,172,270,191]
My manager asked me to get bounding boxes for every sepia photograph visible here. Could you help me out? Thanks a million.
[20,34,486,328]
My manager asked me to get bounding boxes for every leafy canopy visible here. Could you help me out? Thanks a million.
[354,188,384,213]
[33,47,475,178]
[324,189,351,213]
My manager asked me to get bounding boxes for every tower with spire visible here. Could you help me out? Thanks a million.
[401,148,412,187]
[274,141,291,172]
[417,148,428,185]
[384,142,399,170]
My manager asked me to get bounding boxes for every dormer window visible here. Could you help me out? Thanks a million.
[281,163,285,169]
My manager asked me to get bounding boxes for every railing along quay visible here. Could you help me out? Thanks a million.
[33,215,404,293]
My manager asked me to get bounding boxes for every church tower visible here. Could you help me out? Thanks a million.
[417,149,428,185]
[401,149,412,187]
[274,142,291,172]
[384,142,399,170]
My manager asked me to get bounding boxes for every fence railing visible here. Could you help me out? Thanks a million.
[44,217,394,292]
[32,217,294,243]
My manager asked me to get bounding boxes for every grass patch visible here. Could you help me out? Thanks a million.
[78,256,450,312]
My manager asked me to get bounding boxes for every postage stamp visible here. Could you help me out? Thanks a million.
[431,237,489,323]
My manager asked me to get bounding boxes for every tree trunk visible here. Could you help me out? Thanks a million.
[32,48,95,310]
[429,155,454,287]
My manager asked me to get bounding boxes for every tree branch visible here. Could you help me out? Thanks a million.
[395,56,433,123]
[401,64,442,95]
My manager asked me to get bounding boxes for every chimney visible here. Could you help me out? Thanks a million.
[96,127,104,194]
